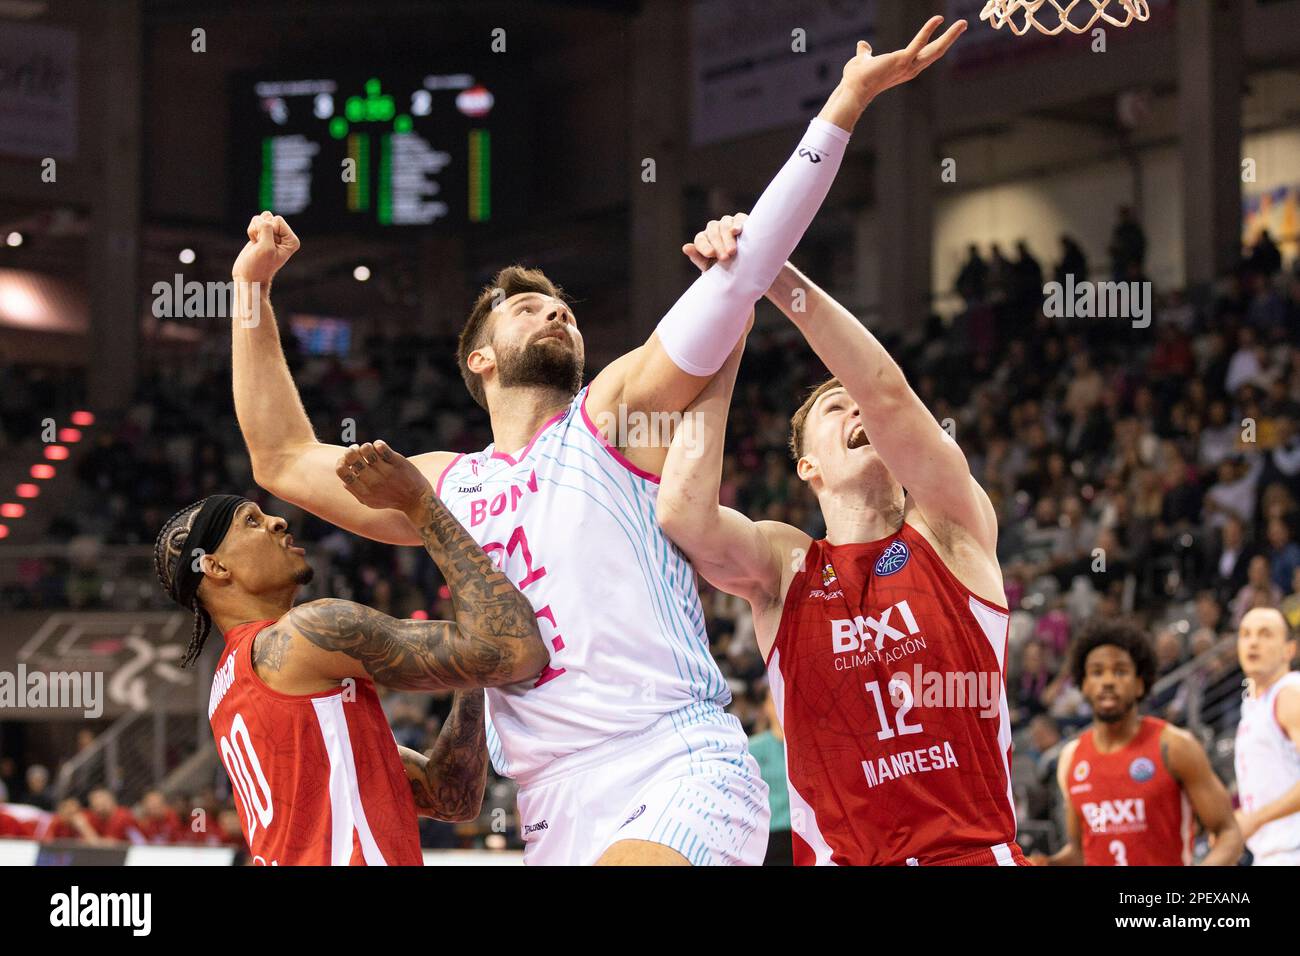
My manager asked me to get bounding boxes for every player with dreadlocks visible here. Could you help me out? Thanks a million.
[1033,619,1242,866]
[154,441,548,865]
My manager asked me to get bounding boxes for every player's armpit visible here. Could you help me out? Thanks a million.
[282,599,531,691]
[666,508,802,608]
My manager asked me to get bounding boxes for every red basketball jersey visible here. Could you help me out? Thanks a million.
[208,620,423,866]
[1065,716,1192,866]
[767,522,1022,866]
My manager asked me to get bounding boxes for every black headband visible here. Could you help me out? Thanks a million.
[168,494,250,608]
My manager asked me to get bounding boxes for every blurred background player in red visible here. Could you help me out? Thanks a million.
[1035,620,1242,865]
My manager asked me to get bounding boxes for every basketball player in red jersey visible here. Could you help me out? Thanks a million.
[660,220,1024,865]
[153,442,547,865]
[1033,620,1241,866]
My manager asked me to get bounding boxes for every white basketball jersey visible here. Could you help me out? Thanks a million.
[1234,670,1300,859]
[435,386,729,781]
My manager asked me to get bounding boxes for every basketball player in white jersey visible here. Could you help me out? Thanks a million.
[230,15,967,865]
[1234,606,1300,865]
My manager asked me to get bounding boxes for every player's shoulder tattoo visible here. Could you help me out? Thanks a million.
[251,624,294,673]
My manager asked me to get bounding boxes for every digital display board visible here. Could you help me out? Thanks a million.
[233,70,529,230]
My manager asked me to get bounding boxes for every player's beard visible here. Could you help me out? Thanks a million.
[497,335,584,398]
[294,565,315,586]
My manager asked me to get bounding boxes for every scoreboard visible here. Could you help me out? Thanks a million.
[232,70,529,230]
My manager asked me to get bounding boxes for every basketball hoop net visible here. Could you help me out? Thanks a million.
[980,0,1150,36]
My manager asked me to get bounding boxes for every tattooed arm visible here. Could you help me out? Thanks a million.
[397,690,488,821]
[268,440,548,691]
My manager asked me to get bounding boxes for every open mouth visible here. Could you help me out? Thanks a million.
[847,426,869,450]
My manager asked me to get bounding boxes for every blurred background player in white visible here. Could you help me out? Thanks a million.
[230,15,967,865]
[1234,606,1300,865]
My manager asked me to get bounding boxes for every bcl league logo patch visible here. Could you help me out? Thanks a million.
[822,564,838,587]
[1129,757,1156,783]
[874,540,909,576]
[1074,759,1090,782]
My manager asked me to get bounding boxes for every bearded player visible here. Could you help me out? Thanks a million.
[1035,620,1241,866]
[660,223,1024,865]
[1234,606,1300,865]
[154,443,547,865]
[231,16,967,865]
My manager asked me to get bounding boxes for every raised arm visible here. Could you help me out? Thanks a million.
[1163,725,1243,865]
[230,212,452,546]
[587,16,967,464]
[397,689,487,822]
[657,333,808,615]
[766,261,998,556]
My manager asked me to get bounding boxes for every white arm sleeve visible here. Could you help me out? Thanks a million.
[654,117,851,376]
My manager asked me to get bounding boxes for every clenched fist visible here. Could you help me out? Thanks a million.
[232,210,300,287]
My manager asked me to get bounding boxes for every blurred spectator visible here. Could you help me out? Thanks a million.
[1230,555,1283,628]
[1055,234,1089,286]
[1246,230,1283,279]
[1109,205,1146,280]
[1266,516,1300,593]
[1012,640,1051,725]
[81,788,142,844]
[956,244,990,305]
[23,765,53,811]
[1145,626,1187,718]
[1282,566,1300,631]
[135,790,183,844]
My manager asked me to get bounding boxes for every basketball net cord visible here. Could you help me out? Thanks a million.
[981,0,1151,36]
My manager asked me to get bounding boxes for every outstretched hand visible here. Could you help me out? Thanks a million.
[842,16,966,106]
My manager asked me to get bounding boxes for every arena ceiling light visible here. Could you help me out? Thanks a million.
[179,248,196,264]
[57,427,82,443]
[43,445,69,461]
[30,464,55,480]
[5,232,22,248]
[70,410,94,426]
[15,484,38,499]
[353,265,371,282]
[0,503,25,519]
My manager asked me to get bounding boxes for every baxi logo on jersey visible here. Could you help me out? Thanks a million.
[1129,757,1156,783]
[831,598,924,669]
[1081,798,1148,834]
[874,540,909,576]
